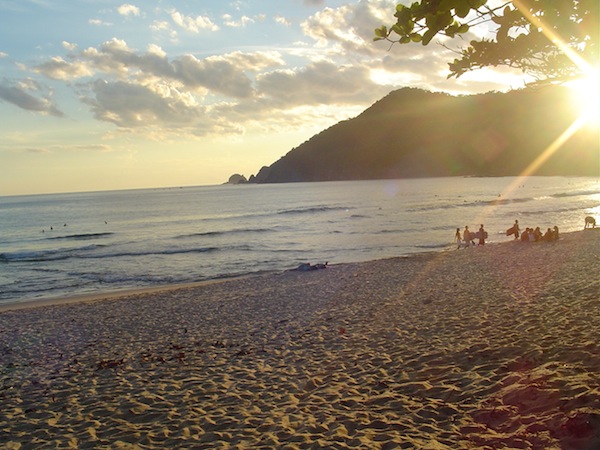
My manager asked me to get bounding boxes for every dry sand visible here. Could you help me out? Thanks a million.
[1,230,599,449]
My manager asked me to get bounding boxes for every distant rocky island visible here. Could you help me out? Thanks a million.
[226,174,248,184]
[227,87,599,184]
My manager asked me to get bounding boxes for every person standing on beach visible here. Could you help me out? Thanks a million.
[464,226,472,247]
[455,228,461,246]
[478,224,486,246]
[513,220,519,239]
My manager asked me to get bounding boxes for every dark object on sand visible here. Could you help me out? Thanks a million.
[291,262,328,271]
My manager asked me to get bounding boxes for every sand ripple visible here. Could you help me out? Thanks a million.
[1,231,599,448]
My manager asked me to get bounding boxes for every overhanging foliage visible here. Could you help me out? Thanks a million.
[374,0,599,85]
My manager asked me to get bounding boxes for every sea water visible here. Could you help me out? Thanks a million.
[1,177,598,306]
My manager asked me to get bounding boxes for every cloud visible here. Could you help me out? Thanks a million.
[274,15,291,26]
[62,41,78,51]
[171,51,286,98]
[298,0,486,91]
[9,0,520,142]
[222,14,266,28]
[223,14,249,27]
[81,79,244,137]
[69,44,382,136]
[34,56,94,80]
[25,147,51,154]
[16,144,112,155]
[24,1,396,136]
[117,4,140,17]
[257,60,389,107]
[170,10,219,33]
[151,20,171,32]
[49,39,283,98]
[147,44,167,58]
[0,79,64,117]
[171,54,254,97]
[301,0,397,55]
[91,41,174,84]
[58,144,113,152]
[89,18,112,27]
[84,79,200,128]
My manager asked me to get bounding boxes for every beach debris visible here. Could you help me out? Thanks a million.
[235,348,252,356]
[556,411,600,444]
[96,358,124,370]
[290,262,328,271]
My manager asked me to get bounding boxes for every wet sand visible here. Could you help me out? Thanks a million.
[1,230,599,449]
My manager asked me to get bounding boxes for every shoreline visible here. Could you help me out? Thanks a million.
[0,274,254,313]
[1,228,598,448]
[1,228,596,313]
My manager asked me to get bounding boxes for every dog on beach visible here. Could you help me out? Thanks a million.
[585,216,596,229]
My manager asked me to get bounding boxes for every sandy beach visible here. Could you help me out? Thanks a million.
[1,230,599,449]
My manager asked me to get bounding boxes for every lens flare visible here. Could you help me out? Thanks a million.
[567,70,600,129]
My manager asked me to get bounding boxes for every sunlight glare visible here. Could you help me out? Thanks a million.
[568,69,600,128]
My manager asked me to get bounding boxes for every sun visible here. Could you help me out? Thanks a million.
[567,69,600,128]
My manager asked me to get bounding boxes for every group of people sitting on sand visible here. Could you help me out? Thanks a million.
[519,225,560,242]
[456,219,563,249]
[456,216,595,249]
[507,219,559,243]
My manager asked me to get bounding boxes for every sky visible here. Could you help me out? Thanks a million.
[0,0,531,196]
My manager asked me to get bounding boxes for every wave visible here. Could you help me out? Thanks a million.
[77,272,187,284]
[342,226,435,236]
[0,245,219,263]
[482,197,534,206]
[0,245,104,263]
[0,280,93,302]
[478,188,600,207]
[77,246,221,259]
[414,243,450,250]
[406,195,551,212]
[552,189,600,199]
[197,204,349,224]
[431,225,455,231]
[378,229,401,234]
[277,205,351,215]
[177,228,273,239]
[48,232,114,241]
[516,205,586,216]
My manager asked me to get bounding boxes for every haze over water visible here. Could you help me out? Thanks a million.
[1,177,598,306]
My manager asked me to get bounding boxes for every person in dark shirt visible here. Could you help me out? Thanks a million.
[478,224,486,246]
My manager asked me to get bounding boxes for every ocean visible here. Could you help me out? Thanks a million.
[1,177,598,306]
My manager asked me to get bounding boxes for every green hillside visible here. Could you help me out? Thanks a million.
[243,87,599,183]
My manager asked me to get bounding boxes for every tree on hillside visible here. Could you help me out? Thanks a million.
[374,0,599,85]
